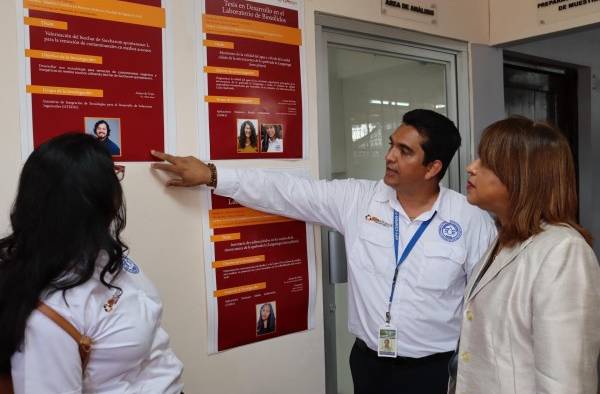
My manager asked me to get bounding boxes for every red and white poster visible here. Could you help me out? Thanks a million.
[198,0,306,160]
[202,172,316,353]
[18,0,174,161]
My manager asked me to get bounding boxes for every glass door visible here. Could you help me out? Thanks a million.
[316,18,470,394]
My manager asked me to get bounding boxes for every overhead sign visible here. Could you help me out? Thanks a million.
[381,0,437,24]
[537,0,600,24]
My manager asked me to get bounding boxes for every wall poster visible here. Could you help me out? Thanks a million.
[18,0,175,161]
[202,170,316,353]
[198,0,306,160]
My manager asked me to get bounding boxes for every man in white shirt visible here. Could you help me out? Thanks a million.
[151,109,496,394]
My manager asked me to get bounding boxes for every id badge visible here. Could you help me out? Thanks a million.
[377,325,397,358]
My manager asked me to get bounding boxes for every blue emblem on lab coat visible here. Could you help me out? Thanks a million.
[439,221,462,242]
[122,257,140,274]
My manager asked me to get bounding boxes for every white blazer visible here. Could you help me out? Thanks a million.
[452,224,600,394]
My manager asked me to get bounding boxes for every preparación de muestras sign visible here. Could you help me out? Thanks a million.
[537,0,600,24]
[382,0,437,24]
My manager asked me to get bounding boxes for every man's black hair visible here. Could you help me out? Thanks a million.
[402,109,461,179]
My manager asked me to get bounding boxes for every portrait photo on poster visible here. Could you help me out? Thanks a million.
[260,124,284,153]
[237,119,259,153]
[256,301,276,336]
[84,117,122,157]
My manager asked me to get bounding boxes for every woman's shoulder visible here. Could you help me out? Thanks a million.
[524,224,596,268]
[41,256,163,333]
[535,223,588,245]
[114,256,161,300]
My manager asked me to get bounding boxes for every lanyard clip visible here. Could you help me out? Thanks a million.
[385,311,391,324]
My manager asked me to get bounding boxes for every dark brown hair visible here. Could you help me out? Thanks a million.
[479,116,591,247]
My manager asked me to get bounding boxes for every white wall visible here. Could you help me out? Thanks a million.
[310,0,490,43]
[490,0,600,45]
[0,2,22,230]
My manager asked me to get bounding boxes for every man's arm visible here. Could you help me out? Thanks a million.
[150,151,363,233]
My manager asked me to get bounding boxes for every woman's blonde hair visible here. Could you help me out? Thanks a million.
[479,116,591,246]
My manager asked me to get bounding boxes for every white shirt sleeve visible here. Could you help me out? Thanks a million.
[12,309,83,394]
[215,167,368,234]
[137,326,184,394]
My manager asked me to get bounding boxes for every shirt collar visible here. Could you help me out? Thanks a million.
[374,181,452,222]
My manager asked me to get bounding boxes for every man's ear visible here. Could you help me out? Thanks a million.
[424,160,443,181]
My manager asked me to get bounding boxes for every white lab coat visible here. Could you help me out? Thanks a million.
[10,253,184,394]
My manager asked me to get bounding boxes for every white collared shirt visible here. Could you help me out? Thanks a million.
[215,168,497,357]
[11,253,184,393]
[266,138,283,152]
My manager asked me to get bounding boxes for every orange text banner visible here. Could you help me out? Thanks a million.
[209,207,294,229]
[212,255,265,269]
[27,84,103,97]
[24,16,68,30]
[213,282,267,298]
[203,39,234,49]
[204,95,260,105]
[211,233,241,242]
[204,66,259,77]
[24,0,165,28]
[26,49,102,64]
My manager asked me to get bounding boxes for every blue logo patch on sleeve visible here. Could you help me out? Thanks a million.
[439,221,462,242]
[122,257,140,274]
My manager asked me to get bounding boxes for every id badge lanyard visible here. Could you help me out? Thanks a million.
[385,210,437,324]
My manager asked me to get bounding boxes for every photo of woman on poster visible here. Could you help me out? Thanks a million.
[237,120,258,153]
[256,302,276,335]
[260,124,283,152]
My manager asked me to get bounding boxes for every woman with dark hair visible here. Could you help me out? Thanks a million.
[261,124,283,152]
[449,117,600,393]
[0,133,183,393]
[256,303,276,335]
[93,119,120,156]
[237,120,258,153]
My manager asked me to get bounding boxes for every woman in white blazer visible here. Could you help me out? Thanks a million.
[449,117,600,394]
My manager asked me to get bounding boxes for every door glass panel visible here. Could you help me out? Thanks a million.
[327,44,449,394]
[328,45,448,182]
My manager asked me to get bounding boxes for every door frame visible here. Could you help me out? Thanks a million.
[501,50,592,232]
[315,13,472,394]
